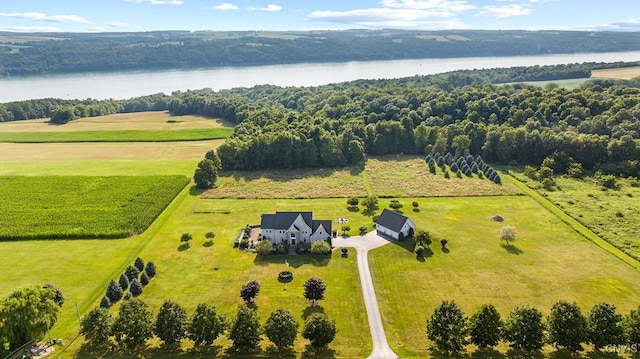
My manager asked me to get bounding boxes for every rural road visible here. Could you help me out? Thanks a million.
[333,232,400,359]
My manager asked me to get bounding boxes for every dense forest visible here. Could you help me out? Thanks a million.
[1,29,640,76]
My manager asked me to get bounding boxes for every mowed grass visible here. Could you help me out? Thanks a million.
[0,176,189,239]
[204,155,520,199]
[0,128,233,142]
[23,194,371,358]
[369,195,640,358]
[511,170,640,261]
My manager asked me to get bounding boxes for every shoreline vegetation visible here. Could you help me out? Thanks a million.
[2,29,640,77]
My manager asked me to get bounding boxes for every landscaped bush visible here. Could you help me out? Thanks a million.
[239,239,249,250]
[256,239,273,255]
[311,240,331,255]
[415,245,425,256]
[278,271,293,283]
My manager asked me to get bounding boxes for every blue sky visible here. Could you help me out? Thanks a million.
[1,0,639,32]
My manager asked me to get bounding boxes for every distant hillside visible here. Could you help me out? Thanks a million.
[1,29,640,77]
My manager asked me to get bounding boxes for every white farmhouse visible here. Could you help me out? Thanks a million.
[375,209,416,240]
[260,212,332,245]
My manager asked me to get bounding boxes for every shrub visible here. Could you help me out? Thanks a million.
[347,197,359,208]
[124,292,133,300]
[415,245,425,256]
[276,243,288,254]
[444,171,450,179]
[134,257,145,272]
[205,231,216,239]
[239,238,249,249]
[256,239,273,256]
[130,279,143,296]
[311,240,331,255]
[456,170,463,178]
[278,271,293,283]
[145,261,156,278]
[180,232,192,246]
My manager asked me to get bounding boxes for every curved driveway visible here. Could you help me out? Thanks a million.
[333,232,399,359]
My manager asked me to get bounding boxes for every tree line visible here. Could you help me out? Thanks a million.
[427,300,640,355]
[165,73,640,177]
[2,30,640,77]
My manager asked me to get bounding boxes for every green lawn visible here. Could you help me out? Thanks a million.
[0,160,199,176]
[369,195,640,358]
[0,128,233,142]
[0,176,189,239]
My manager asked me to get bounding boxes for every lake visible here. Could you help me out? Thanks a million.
[2,51,640,102]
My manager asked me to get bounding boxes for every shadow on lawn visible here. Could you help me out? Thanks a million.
[301,344,336,359]
[253,253,332,268]
[501,243,523,255]
[302,305,325,320]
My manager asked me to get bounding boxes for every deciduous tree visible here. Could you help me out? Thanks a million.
[468,304,502,349]
[240,280,261,303]
[188,303,227,346]
[499,225,516,246]
[112,298,154,350]
[547,301,587,351]
[80,307,114,345]
[302,313,336,348]
[503,305,545,351]
[304,277,326,306]
[587,302,623,349]
[426,300,468,354]
[264,308,299,349]
[154,300,188,345]
[229,305,261,348]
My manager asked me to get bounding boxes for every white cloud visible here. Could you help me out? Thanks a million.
[3,26,62,32]
[210,3,238,11]
[247,4,282,12]
[124,0,184,4]
[89,27,106,32]
[475,4,532,18]
[0,12,92,24]
[308,0,475,29]
[109,21,131,28]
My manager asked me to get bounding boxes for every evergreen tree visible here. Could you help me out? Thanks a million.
[134,257,145,272]
[145,261,157,278]
[119,273,130,291]
[130,278,143,296]
[106,279,123,302]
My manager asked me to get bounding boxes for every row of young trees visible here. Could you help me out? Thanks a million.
[101,258,156,309]
[426,300,640,355]
[81,277,335,352]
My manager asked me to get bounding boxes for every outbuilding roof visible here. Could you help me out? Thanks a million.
[376,208,410,233]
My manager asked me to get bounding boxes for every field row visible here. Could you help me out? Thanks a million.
[0,128,233,142]
[0,176,189,239]
[205,155,522,199]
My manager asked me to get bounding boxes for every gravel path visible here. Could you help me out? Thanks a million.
[333,232,400,359]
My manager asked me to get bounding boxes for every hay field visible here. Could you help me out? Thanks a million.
[592,66,640,80]
[0,111,233,132]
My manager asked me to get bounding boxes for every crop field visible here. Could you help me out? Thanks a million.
[0,175,189,239]
[204,155,520,199]
[369,195,640,357]
[592,66,640,79]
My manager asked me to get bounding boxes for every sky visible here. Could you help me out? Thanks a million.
[1,0,639,33]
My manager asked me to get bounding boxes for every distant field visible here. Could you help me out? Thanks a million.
[0,128,233,142]
[592,66,640,79]
[0,176,189,239]
[204,155,520,199]
[0,111,233,132]
[500,78,589,88]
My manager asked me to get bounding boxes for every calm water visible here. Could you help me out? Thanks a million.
[2,51,640,102]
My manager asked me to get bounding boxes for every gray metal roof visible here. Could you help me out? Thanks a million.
[260,212,332,234]
[376,208,409,233]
